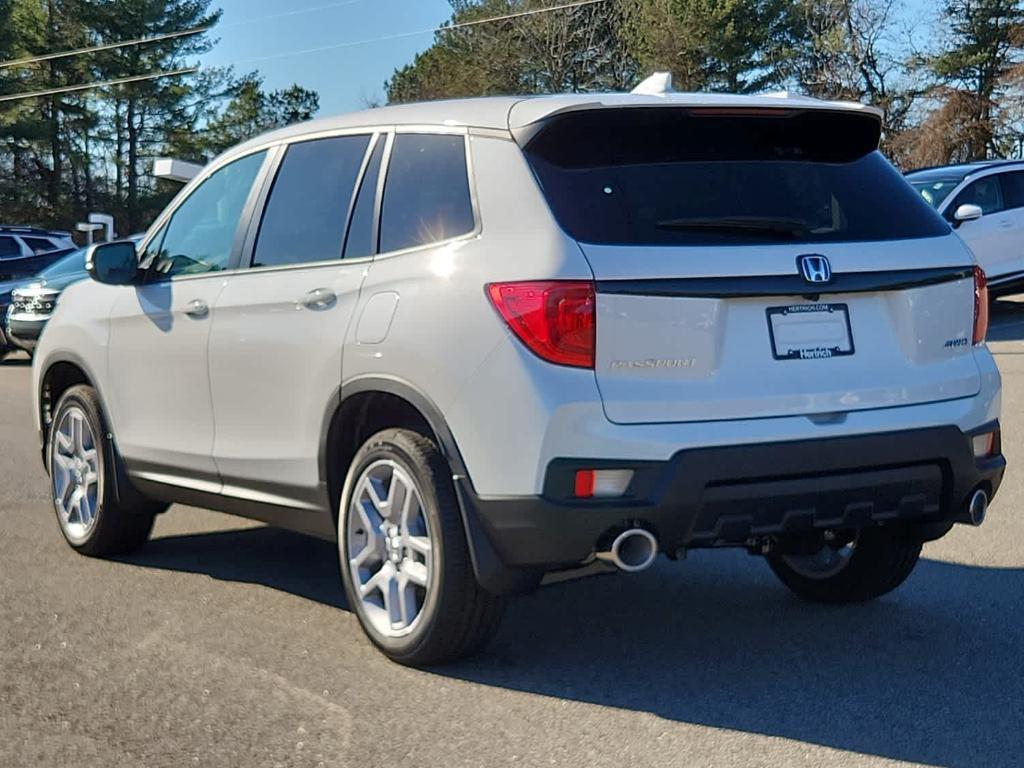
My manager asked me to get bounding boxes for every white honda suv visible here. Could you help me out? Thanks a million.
[32,91,1005,665]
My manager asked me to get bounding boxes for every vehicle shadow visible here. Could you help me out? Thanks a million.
[125,525,1024,767]
[0,354,31,366]
[988,296,1024,342]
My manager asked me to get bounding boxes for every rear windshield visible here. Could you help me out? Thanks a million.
[522,109,950,246]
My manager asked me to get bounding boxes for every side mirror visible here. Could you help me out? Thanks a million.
[953,203,984,228]
[86,241,139,285]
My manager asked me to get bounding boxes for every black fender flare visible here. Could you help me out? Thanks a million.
[323,375,540,595]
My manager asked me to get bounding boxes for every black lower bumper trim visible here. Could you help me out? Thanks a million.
[459,424,1004,590]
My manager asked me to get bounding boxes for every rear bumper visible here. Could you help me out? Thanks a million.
[460,423,1004,590]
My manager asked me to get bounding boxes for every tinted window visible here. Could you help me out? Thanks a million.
[908,178,962,209]
[379,134,474,253]
[343,136,386,259]
[148,151,266,278]
[524,109,950,245]
[23,236,56,254]
[253,135,371,268]
[1000,171,1024,209]
[0,236,20,258]
[953,176,1004,215]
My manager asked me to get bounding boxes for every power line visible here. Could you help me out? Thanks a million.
[0,0,608,105]
[222,0,370,29]
[237,0,610,66]
[0,28,209,71]
[0,67,197,103]
[0,0,371,72]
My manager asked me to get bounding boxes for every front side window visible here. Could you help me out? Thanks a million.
[253,135,371,268]
[909,177,962,210]
[379,133,475,253]
[147,151,267,278]
[999,171,1024,210]
[953,176,1004,215]
[23,236,56,254]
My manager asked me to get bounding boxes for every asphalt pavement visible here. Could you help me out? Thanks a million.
[3,304,1024,767]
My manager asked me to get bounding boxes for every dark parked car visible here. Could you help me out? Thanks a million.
[4,248,89,358]
[0,225,74,260]
[4,238,141,357]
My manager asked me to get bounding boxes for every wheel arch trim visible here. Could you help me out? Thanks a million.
[324,375,536,595]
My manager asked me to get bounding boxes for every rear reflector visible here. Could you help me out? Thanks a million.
[972,432,996,458]
[574,469,634,498]
[487,281,596,368]
[974,266,989,345]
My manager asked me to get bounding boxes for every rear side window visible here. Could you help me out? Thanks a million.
[253,135,371,268]
[523,109,950,245]
[23,236,56,254]
[954,176,1004,215]
[0,236,19,258]
[999,171,1024,210]
[379,134,475,253]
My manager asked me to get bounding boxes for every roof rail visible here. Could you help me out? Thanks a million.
[0,225,71,237]
[907,158,1024,176]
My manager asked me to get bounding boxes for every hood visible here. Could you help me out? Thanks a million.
[37,270,89,292]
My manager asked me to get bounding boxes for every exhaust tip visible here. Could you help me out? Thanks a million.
[597,528,658,572]
[968,488,989,526]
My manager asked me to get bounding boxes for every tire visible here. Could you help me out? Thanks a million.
[767,527,922,604]
[47,384,164,557]
[338,428,504,666]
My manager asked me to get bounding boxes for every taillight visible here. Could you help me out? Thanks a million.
[486,281,596,368]
[974,266,989,345]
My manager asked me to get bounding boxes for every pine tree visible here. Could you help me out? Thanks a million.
[78,0,221,230]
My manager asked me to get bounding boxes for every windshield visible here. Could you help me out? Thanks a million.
[37,248,87,281]
[523,109,950,246]
[908,178,961,209]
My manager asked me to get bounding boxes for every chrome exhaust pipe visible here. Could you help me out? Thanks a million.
[967,488,989,526]
[596,528,658,572]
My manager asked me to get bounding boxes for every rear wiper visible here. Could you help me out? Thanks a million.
[655,216,811,238]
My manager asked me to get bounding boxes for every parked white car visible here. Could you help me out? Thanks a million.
[32,91,1005,665]
[906,160,1024,296]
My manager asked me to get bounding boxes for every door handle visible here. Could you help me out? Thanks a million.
[184,299,209,318]
[299,288,337,310]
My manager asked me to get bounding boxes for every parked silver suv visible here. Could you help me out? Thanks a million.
[33,92,1005,665]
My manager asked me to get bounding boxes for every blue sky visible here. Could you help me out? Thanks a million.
[203,0,454,115]
[202,0,936,118]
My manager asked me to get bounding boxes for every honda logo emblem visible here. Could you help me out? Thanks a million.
[798,254,832,284]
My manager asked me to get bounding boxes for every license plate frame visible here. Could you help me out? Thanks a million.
[766,303,855,361]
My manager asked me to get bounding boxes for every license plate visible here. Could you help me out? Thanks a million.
[767,303,854,360]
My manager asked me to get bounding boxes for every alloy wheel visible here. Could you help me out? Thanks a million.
[51,406,101,544]
[345,460,434,639]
